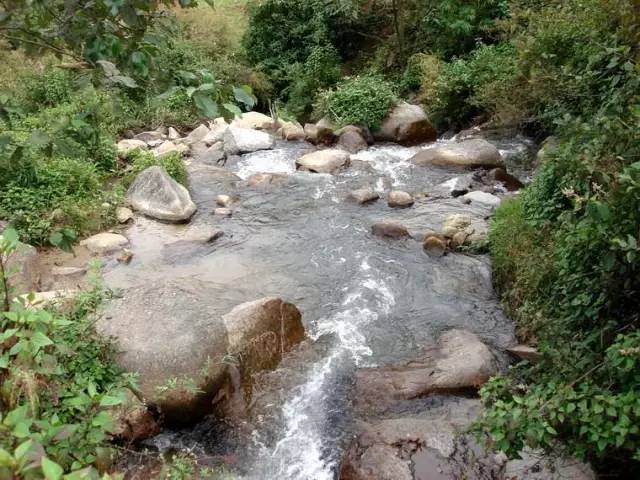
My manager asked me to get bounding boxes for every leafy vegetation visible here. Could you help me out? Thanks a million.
[315,74,397,129]
[0,229,131,478]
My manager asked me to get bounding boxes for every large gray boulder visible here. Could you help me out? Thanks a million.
[224,126,275,155]
[296,149,350,174]
[374,102,437,146]
[411,139,504,169]
[126,166,196,222]
[355,330,498,414]
[98,280,305,425]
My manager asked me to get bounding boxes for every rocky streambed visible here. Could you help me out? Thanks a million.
[34,108,594,479]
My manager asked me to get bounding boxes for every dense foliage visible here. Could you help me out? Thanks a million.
[0,229,130,478]
[315,74,397,129]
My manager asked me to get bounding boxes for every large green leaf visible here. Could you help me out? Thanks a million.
[193,94,220,119]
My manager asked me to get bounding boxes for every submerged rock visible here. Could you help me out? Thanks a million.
[98,285,305,425]
[375,102,437,146]
[296,149,350,174]
[224,127,275,155]
[349,188,380,205]
[412,139,504,169]
[80,233,129,254]
[371,221,410,239]
[388,190,414,208]
[126,166,197,222]
[355,330,498,414]
[246,172,288,187]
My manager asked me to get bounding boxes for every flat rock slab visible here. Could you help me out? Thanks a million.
[412,139,504,169]
[355,329,498,414]
[80,233,129,254]
[126,166,197,222]
[296,149,350,174]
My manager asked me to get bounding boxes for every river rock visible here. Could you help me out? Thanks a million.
[51,266,86,279]
[116,207,134,224]
[296,149,350,174]
[231,111,275,130]
[371,221,410,239]
[412,139,504,169]
[214,208,232,217]
[462,191,501,207]
[355,329,498,413]
[201,142,225,164]
[387,191,414,208]
[186,124,211,145]
[349,188,379,205]
[423,234,447,257]
[202,122,229,146]
[304,122,336,145]
[442,214,472,238]
[152,140,188,159]
[110,390,161,443]
[279,120,305,140]
[6,242,40,295]
[507,345,542,363]
[98,285,305,425]
[374,102,437,146]
[224,127,275,155]
[216,195,233,208]
[337,126,368,154]
[167,127,180,140]
[134,131,164,144]
[126,166,197,222]
[504,449,596,480]
[116,139,148,157]
[246,173,288,187]
[80,233,129,254]
[488,168,523,191]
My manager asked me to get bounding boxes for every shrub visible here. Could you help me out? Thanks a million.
[123,150,188,188]
[0,232,131,477]
[316,74,397,129]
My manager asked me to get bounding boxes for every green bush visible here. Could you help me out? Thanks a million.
[0,232,131,477]
[316,74,397,129]
[123,150,188,188]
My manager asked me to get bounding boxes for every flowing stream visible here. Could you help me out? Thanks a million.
[106,134,535,479]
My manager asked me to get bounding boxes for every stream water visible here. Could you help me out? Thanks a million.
[106,134,535,479]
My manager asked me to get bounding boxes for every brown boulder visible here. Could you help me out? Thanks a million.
[411,139,504,169]
[371,221,410,239]
[374,102,437,146]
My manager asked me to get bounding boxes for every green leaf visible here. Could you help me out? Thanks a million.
[99,392,124,407]
[31,331,54,350]
[42,457,64,480]
[0,448,14,467]
[193,94,220,119]
[233,86,257,109]
[223,103,242,118]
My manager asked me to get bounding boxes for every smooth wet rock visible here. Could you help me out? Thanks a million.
[296,149,350,174]
[412,139,504,169]
[6,242,40,295]
[126,166,197,222]
[98,287,305,425]
[216,195,233,208]
[462,191,501,207]
[117,139,148,157]
[214,207,232,217]
[231,111,275,130]
[134,131,164,144]
[374,102,437,146]
[224,127,275,155]
[279,120,305,140]
[388,191,414,208]
[117,249,134,264]
[423,234,447,257]
[186,124,211,145]
[337,126,368,154]
[488,168,524,191]
[507,345,542,363]
[349,188,379,205]
[116,207,134,224]
[356,330,498,413]
[246,173,288,187]
[371,221,410,239]
[80,233,129,254]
